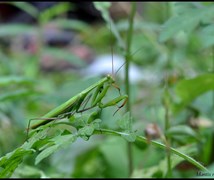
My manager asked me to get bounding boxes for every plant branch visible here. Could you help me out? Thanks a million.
[94,129,209,173]
[125,2,136,176]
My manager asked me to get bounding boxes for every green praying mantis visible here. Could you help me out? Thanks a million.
[26,23,143,140]
[26,73,128,140]
[26,42,145,140]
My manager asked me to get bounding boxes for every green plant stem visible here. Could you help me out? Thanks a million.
[94,129,209,173]
[163,2,172,177]
[163,73,171,177]
[212,46,214,110]
[164,89,172,177]
[163,61,173,178]
[125,2,136,176]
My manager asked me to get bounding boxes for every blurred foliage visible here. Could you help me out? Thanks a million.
[0,1,214,178]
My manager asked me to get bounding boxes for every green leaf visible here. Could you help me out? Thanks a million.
[93,2,125,49]
[132,144,198,177]
[199,24,214,48]
[8,2,39,18]
[72,147,106,178]
[93,2,111,15]
[159,3,214,42]
[99,136,129,177]
[69,114,89,127]
[165,125,199,140]
[0,148,35,178]
[13,165,48,178]
[97,129,208,172]
[91,119,102,129]
[35,146,58,165]
[35,134,77,165]
[136,135,208,172]
[0,89,35,102]
[39,2,71,24]
[0,76,34,87]
[78,126,95,139]
[173,2,200,14]
[173,74,214,113]
[159,13,198,42]
[0,24,35,37]
[117,112,136,142]
[117,112,131,131]
[69,111,101,128]
[77,115,102,140]
[42,47,87,68]
[52,19,90,32]
[93,2,111,28]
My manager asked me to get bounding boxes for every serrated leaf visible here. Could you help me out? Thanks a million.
[35,134,77,164]
[173,74,214,113]
[117,112,131,131]
[69,113,90,127]
[91,119,102,129]
[78,125,94,137]
[159,4,214,42]
[159,13,198,42]
[0,148,35,178]
[35,145,58,165]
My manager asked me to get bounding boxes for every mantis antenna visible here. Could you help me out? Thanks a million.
[110,22,114,78]
[115,45,145,76]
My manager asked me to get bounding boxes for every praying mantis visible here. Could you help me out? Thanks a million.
[26,22,136,140]
[26,73,128,140]
[26,43,145,140]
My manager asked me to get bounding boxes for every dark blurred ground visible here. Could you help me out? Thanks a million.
[0,2,134,72]
[0,2,103,24]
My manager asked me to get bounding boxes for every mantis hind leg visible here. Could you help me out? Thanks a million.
[77,93,92,113]
[26,117,61,141]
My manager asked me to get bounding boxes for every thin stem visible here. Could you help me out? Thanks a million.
[125,2,136,176]
[93,129,209,173]
[163,2,172,177]
[163,55,172,178]
[163,86,172,177]
[212,46,214,110]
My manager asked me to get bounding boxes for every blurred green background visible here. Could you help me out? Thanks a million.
[0,2,214,178]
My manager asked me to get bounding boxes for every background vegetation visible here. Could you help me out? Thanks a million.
[0,2,214,178]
